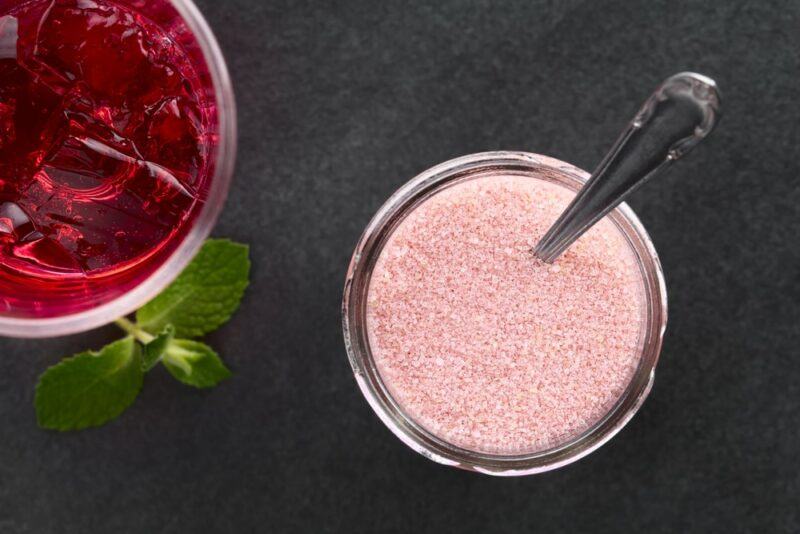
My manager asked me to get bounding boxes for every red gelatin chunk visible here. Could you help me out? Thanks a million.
[0,0,210,282]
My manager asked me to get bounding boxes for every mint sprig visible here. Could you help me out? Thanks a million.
[34,239,250,432]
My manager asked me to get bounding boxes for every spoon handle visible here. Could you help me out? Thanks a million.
[533,72,721,263]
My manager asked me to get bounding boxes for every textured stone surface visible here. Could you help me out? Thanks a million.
[0,0,798,532]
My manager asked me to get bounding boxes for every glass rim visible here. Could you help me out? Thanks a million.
[0,0,237,338]
[342,151,668,476]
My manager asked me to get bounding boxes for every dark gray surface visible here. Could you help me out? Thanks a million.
[1,0,799,532]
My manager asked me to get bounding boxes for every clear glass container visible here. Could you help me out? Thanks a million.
[342,152,668,475]
[0,0,236,338]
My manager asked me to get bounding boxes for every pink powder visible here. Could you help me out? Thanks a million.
[366,174,645,455]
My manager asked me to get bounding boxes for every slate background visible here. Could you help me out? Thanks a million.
[1,0,798,532]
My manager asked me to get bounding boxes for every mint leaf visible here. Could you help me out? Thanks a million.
[142,325,175,371]
[35,337,143,431]
[136,239,250,338]
[163,339,231,388]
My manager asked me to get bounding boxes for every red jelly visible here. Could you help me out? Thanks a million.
[0,0,217,317]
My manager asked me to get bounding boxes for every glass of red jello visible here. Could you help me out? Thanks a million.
[0,0,235,336]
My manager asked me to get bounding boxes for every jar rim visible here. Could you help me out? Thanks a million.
[342,151,668,475]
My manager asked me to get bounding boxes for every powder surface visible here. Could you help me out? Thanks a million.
[366,174,645,454]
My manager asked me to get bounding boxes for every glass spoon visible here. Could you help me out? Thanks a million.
[533,72,721,263]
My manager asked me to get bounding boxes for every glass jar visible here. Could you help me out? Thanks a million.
[342,151,667,475]
[0,0,236,337]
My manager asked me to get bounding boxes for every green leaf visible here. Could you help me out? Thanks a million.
[136,239,250,338]
[35,337,143,431]
[162,339,231,389]
[142,325,175,371]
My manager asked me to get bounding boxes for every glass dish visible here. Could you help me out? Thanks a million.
[342,151,668,475]
[0,0,236,338]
